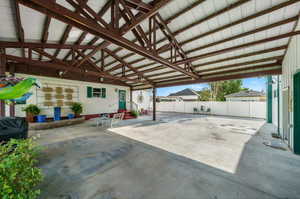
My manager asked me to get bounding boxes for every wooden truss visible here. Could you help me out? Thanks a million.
[1,0,299,89]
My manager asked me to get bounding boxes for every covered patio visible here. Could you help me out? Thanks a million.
[1,0,300,198]
[1,0,298,120]
[32,113,300,199]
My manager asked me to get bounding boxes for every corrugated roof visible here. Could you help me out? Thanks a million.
[0,0,299,88]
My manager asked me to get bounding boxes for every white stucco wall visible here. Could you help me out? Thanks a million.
[12,74,130,118]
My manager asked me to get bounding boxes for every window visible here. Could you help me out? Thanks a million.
[93,88,102,98]
[87,86,106,98]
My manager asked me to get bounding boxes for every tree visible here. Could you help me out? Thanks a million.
[208,80,246,101]
[197,88,211,101]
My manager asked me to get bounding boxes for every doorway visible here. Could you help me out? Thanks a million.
[282,88,290,145]
[119,90,126,110]
[294,72,300,154]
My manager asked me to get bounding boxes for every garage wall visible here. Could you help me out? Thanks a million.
[154,101,266,119]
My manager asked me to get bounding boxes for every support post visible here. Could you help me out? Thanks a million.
[267,76,273,123]
[9,71,16,117]
[130,87,133,111]
[0,48,6,117]
[10,104,15,117]
[152,87,156,121]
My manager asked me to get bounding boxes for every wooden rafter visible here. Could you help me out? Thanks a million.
[73,0,171,69]
[176,31,300,65]
[11,0,25,57]
[21,0,198,79]
[116,45,287,77]
[1,0,298,89]
[105,0,299,72]
[0,41,98,49]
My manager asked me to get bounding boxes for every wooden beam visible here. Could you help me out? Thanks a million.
[11,0,25,57]
[175,31,300,65]
[133,68,282,90]
[103,48,154,85]
[63,0,111,60]
[152,87,156,121]
[155,64,280,84]
[0,41,98,49]
[160,16,297,54]
[73,0,169,68]
[20,0,198,79]
[39,15,52,60]
[114,16,296,73]
[120,0,171,34]
[197,56,284,73]
[157,0,299,48]
[8,62,130,87]
[114,45,287,77]
[146,56,283,81]
[103,0,207,63]
[125,0,153,11]
[0,49,6,117]
[6,53,133,85]
[108,0,299,69]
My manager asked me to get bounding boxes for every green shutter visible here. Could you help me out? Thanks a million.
[102,88,106,98]
[87,86,92,98]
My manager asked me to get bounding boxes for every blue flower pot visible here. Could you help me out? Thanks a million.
[68,114,75,119]
[37,115,46,123]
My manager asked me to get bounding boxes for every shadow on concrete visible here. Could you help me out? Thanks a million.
[36,121,300,199]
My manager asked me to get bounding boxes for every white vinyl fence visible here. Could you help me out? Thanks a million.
[153,101,266,119]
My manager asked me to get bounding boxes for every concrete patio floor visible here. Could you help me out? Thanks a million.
[31,113,300,199]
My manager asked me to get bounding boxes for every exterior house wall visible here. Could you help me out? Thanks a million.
[12,74,130,118]
[274,19,300,152]
[132,90,152,111]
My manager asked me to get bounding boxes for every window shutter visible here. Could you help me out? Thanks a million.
[87,86,92,98]
[102,88,106,98]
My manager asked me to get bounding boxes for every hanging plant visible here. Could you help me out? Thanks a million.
[138,94,144,103]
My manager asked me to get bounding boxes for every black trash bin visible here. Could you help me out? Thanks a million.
[0,117,28,142]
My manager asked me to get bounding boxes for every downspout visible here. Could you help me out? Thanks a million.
[277,75,280,135]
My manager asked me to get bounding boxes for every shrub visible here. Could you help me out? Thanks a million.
[131,110,139,117]
[22,104,41,116]
[70,102,83,115]
[0,139,43,199]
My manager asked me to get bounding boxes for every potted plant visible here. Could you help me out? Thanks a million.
[130,110,139,118]
[22,104,41,123]
[70,102,83,118]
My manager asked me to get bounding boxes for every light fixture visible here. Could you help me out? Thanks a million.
[58,70,64,77]
[99,77,104,82]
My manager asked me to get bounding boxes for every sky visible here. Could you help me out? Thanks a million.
[157,77,267,96]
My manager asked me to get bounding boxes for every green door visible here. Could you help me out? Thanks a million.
[119,90,126,110]
[294,72,300,154]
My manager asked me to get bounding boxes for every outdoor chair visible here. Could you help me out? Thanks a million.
[206,108,211,115]
[193,108,200,114]
[96,113,110,127]
[97,112,124,128]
